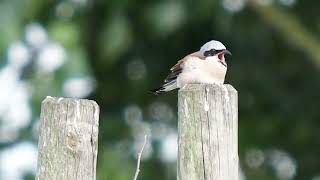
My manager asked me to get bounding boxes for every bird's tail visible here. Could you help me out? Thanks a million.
[150,87,166,95]
[150,80,177,95]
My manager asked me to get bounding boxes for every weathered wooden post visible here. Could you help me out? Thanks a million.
[177,84,238,180]
[36,97,99,180]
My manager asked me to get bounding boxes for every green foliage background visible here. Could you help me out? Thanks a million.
[0,0,320,179]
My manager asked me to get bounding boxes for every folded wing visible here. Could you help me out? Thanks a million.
[150,52,205,95]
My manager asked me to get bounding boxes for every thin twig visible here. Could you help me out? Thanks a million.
[133,135,147,180]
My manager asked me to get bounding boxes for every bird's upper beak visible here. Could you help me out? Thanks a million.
[223,49,232,56]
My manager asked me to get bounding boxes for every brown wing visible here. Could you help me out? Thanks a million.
[164,51,205,83]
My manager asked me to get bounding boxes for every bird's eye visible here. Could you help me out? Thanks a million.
[204,49,216,57]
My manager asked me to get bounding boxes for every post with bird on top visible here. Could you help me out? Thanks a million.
[151,40,238,180]
[177,84,238,180]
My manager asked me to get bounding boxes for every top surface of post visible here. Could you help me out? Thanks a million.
[42,96,99,106]
[179,84,237,93]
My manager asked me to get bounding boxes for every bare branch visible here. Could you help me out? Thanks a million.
[133,135,148,180]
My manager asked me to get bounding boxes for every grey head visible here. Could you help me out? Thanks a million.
[199,40,231,57]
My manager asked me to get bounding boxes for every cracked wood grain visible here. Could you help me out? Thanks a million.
[36,97,99,180]
[177,84,238,180]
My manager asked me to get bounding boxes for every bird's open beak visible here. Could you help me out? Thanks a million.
[223,49,232,56]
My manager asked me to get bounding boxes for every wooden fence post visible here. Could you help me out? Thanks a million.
[36,97,99,180]
[177,84,238,180]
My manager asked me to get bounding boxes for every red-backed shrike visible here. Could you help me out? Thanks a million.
[151,40,231,94]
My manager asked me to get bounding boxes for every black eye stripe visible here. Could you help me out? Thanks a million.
[204,49,215,57]
[216,49,224,54]
[203,51,210,57]
[203,49,224,57]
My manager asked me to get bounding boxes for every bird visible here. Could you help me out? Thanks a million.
[151,40,232,95]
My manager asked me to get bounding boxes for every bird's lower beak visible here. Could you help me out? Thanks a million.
[223,49,232,56]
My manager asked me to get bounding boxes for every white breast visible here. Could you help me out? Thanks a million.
[176,56,227,88]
